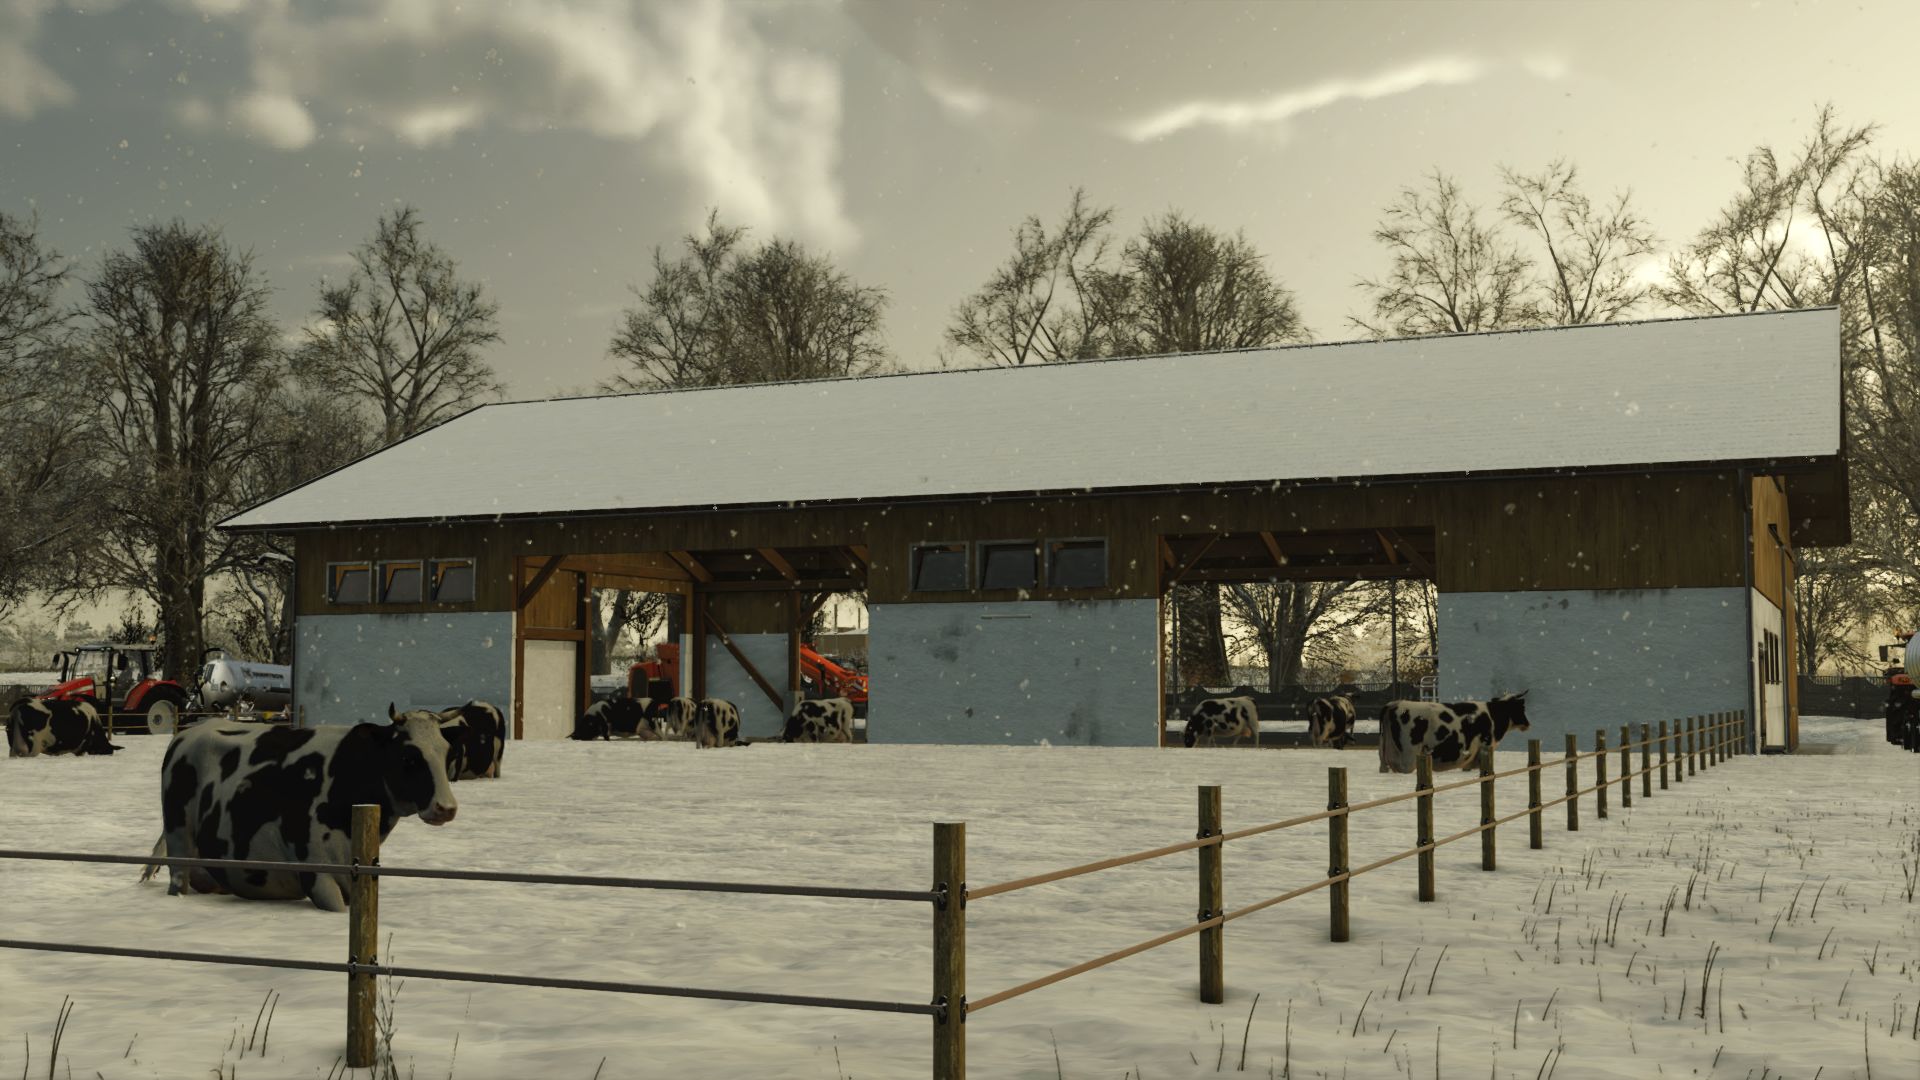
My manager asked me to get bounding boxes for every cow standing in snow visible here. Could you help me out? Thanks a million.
[141,706,457,911]
[783,697,855,743]
[1183,696,1258,748]
[573,698,664,741]
[659,696,698,739]
[1309,695,1357,749]
[7,698,118,757]
[1378,694,1531,774]
[439,700,506,778]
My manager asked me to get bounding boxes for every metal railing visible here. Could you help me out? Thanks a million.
[0,712,1746,1079]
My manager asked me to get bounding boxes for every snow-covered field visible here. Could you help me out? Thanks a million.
[2,718,1915,1079]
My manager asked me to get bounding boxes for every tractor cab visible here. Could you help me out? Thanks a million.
[42,642,190,735]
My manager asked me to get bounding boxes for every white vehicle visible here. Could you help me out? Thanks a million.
[195,651,293,714]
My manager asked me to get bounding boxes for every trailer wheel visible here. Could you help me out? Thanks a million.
[144,696,180,735]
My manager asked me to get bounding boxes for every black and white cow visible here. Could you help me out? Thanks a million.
[438,700,506,779]
[572,698,663,742]
[141,705,457,911]
[689,698,743,749]
[1183,696,1258,748]
[1309,695,1357,749]
[7,698,119,757]
[1377,693,1531,774]
[659,696,698,739]
[783,697,855,743]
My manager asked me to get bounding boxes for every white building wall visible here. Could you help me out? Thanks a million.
[1439,588,1751,750]
[702,633,793,739]
[867,599,1159,745]
[294,612,514,728]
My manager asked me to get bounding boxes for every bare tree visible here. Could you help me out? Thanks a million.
[0,213,92,618]
[1107,212,1309,356]
[1793,542,1877,675]
[947,189,1119,366]
[212,388,376,662]
[297,206,503,445]
[1222,581,1385,691]
[1355,171,1541,336]
[607,213,888,391]
[1499,160,1658,324]
[63,221,282,679]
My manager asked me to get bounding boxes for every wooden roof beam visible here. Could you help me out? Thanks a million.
[516,554,566,610]
[1380,529,1436,580]
[1161,534,1221,594]
[668,550,715,584]
[1258,531,1289,570]
[756,547,800,582]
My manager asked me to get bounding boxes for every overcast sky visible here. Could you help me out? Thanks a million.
[3,0,1915,399]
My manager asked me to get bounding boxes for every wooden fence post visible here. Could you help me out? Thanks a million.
[1595,730,1608,820]
[1658,719,1670,789]
[1198,786,1224,1003]
[1527,739,1543,850]
[347,804,381,1068]
[1564,734,1579,832]
[1416,752,1435,902]
[1479,744,1496,871]
[1718,713,1728,763]
[1329,768,1350,943]
[934,822,966,1080]
[1640,722,1652,799]
[1687,716,1697,777]
[1619,724,1632,809]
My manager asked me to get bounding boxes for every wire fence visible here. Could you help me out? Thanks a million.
[0,712,1745,1079]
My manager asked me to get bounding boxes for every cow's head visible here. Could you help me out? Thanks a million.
[1182,716,1202,748]
[1488,691,1531,736]
[382,708,458,826]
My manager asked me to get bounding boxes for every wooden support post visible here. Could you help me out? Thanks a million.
[346,804,381,1068]
[1651,718,1666,787]
[1479,744,1496,871]
[1659,719,1670,789]
[1416,752,1435,902]
[933,822,966,1080]
[1329,768,1350,942]
[690,589,709,701]
[1198,785,1224,1002]
[1527,739,1543,850]
[1564,734,1579,832]
[1620,724,1632,809]
[1641,722,1652,799]
[787,600,804,715]
[1595,730,1608,820]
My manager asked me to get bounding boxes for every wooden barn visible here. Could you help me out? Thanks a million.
[222,308,1846,752]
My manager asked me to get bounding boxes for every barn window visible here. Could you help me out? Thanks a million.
[327,562,372,605]
[1047,538,1107,589]
[431,557,476,603]
[380,560,423,603]
[978,541,1039,591]
[910,542,969,592]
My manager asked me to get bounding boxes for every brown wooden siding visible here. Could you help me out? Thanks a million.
[295,471,1753,616]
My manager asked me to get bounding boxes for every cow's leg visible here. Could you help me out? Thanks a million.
[307,873,348,913]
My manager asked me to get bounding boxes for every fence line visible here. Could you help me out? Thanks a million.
[0,711,1745,1079]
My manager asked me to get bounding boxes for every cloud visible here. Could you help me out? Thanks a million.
[1120,56,1491,142]
[191,0,856,247]
[922,75,994,119]
[233,90,316,149]
[0,0,75,119]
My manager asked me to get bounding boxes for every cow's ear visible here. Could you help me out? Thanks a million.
[388,702,398,721]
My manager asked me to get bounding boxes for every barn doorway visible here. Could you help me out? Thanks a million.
[513,554,692,739]
[1158,527,1437,747]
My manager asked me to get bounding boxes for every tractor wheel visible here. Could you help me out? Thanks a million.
[144,695,182,735]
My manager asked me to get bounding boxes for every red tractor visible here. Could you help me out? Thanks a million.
[38,642,193,734]
[627,641,868,713]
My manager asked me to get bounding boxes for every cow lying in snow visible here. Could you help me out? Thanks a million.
[141,705,457,911]
[689,698,743,748]
[564,699,664,737]
[1183,696,1258,747]
[439,700,506,779]
[1378,693,1531,774]
[1309,695,1357,749]
[783,697,855,743]
[7,698,118,757]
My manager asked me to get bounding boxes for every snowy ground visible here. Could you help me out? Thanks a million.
[2,718,1915,1079]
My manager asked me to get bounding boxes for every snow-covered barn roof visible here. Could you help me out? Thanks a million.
[223,308,1842,531]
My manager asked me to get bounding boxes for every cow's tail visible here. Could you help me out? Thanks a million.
[138,835,166,883]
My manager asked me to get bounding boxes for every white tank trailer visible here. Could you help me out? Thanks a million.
[196,656,293,712]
